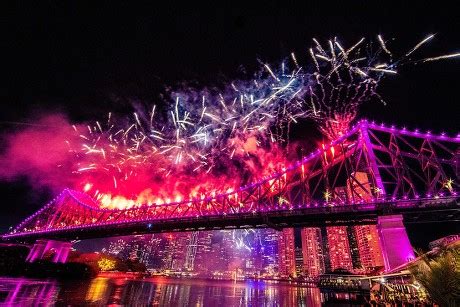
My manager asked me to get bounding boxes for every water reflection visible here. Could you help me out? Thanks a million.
[0,277,59,306]
[0,276,328,306]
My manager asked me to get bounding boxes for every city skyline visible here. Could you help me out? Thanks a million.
[76,225,387,279]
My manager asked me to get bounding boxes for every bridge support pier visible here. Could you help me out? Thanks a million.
[26,240,72,263]
[377,215,415,272]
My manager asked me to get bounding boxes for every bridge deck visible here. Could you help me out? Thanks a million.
[4,198,458,242]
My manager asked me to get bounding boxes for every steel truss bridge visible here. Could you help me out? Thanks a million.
[2,120,460,242]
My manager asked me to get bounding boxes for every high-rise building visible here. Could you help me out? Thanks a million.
[293,228,304,277]
[320,227,332,273]
[129,235,144,261]
[158,233,192,270]
[185,231,199,271]
[193,231,213,273]
[129,235,162,265]
[354,225,384,270]
[301,228,325,277]
[346,171,384,271]
[278,228,296,278]
[347,226,362,269]
[106,238,129,258]
[262,229,279,275]
[347,171,373,203]
[207,231,230,272]
[147,234,167,269]
[326,226,353,272]
[250,230,264,274]
[162,234,175,269]
[227,230,260,274]
[170,233,192,270]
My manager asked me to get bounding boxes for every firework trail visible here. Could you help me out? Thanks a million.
[2,34,458,209]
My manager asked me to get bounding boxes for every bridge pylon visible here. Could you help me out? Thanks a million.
[377,215,415,271]
[26,239,72,263]
[359,123,415,271]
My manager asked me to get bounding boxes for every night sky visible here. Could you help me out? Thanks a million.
[1,2,459,248]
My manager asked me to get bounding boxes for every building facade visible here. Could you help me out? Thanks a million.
[354,225,384,270]
[326,226,353,272]
[278,228,296,278]
[300,227,325,277]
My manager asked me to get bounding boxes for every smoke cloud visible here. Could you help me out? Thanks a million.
[0,114,80,191]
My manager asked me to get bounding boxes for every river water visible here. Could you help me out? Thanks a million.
[0,276,366,306]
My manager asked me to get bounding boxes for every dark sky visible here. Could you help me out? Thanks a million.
[1,2,459,248]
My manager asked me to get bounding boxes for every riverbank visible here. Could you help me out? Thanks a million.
[0,244,94,279]
[0,260,96,279]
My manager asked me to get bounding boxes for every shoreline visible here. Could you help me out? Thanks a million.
[96,272,366,290]
[95,272,371,293]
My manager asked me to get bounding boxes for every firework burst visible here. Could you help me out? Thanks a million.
[4,34,457,209]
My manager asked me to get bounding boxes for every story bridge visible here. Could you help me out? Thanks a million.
[3,120,459,271]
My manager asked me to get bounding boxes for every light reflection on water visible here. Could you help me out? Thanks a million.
[0,276,330,306]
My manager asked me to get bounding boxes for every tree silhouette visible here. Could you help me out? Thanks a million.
[409,245,460,306]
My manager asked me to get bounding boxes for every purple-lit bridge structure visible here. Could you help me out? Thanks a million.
[2,120,460,271]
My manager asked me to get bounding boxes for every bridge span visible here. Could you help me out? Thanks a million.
[2,120,459,271]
